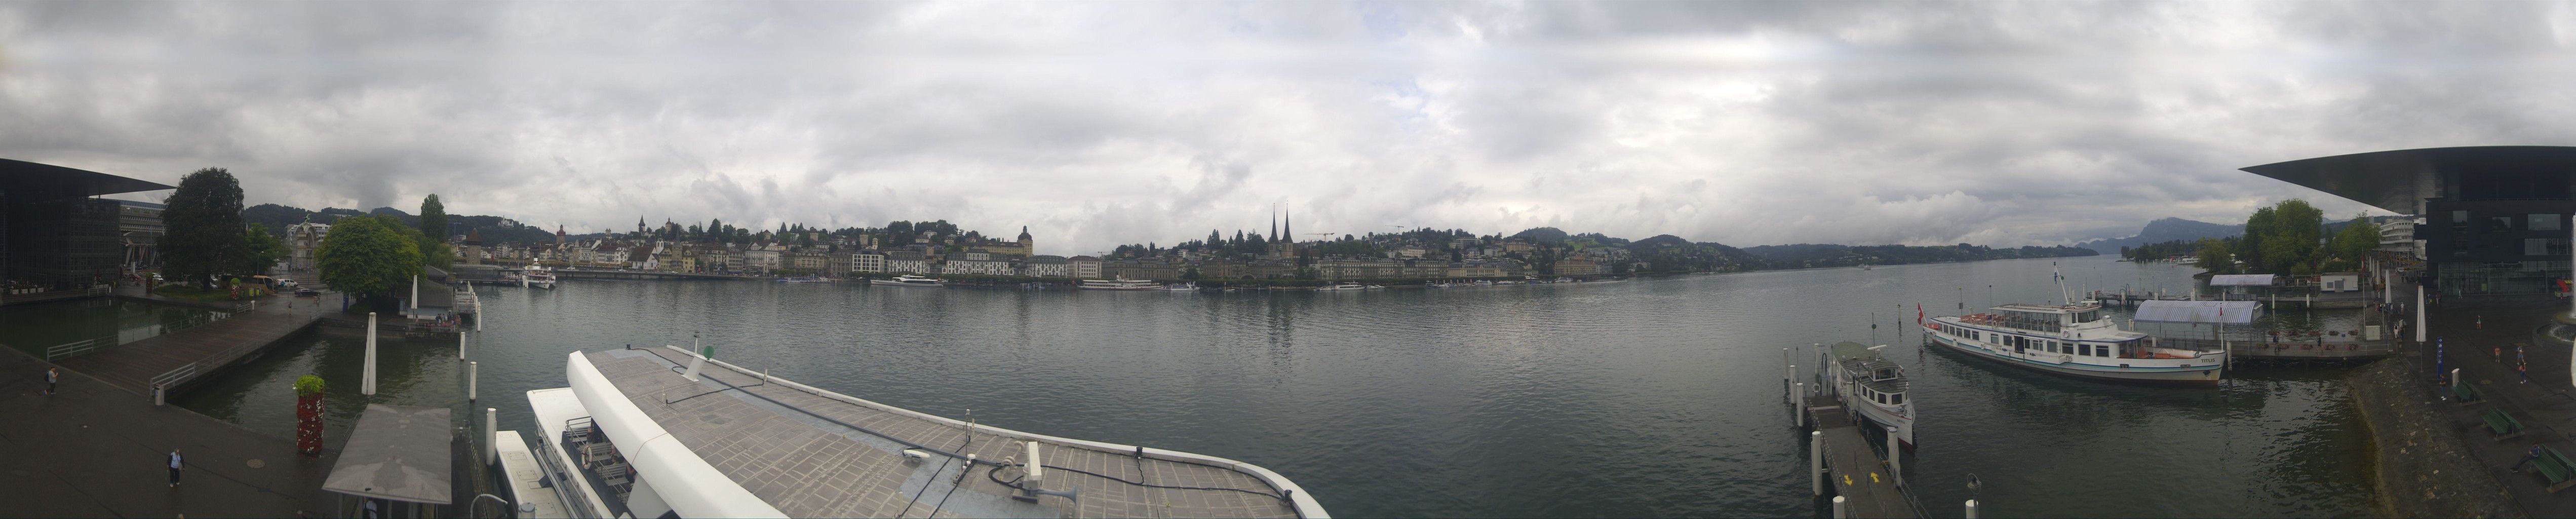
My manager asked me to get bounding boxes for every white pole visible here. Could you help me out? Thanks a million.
[2415,285,2427,343]
[459,329,467,360]
[469,361,478,401]
[1886,425,1903,488]
[1832,496,1848,518]
[1810,431,1824,496]
[363,312,378,396]
[1966,499,1980,519]
[1794,383,1807,428]
[484,407,498,466]
[409,275,418,310]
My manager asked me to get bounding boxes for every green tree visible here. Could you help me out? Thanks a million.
[2193,238,2232,273]
[244,224,287,275]
[317,215,424,308]
[417,194,448,241]
[162,167,248,289]
[2330,213,2381,268]
[2253,199,2324,274]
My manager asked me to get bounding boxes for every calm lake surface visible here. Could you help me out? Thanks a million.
[177,254,2376,517]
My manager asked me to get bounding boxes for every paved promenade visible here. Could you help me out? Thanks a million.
[2414,299,2576,517]
[0,346,339,516]
[62,291,322,396]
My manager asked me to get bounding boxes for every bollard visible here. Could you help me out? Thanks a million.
[485,407,499,466]
[1810,431,1824,496]
[1886,425,1903,488]
[1794,383,1807,428]
[1966,499,1979,519]
[2451,368,2461,392]
[1831,496,1847,518]
[459,331,467,360]
[363,312,378,396]
[153,384,165,406]
[469,361,479,401]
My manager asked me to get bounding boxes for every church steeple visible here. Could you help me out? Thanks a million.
[1270,205,1278,243]
[1282,208,1292,244]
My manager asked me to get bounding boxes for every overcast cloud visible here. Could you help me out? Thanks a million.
[6,2,2574,254]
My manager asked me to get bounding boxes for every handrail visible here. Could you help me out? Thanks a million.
[149,362,198,391]
[529,423,608,519]
[44,335,116,360]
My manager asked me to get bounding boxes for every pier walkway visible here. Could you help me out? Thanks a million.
[1804,395,1915,518]
[57,292,323,397]
[0,346,340,516]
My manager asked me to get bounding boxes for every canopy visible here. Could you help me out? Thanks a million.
[2209,274,2277,286]
[2133,300,2262,324]
[321,404,454,504]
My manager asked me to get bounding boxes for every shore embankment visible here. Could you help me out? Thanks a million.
[2345,357,2524,517]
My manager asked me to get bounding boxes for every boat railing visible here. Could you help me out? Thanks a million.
[530,423,608,519]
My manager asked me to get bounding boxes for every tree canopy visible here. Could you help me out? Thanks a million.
[162,167,248,289]
[418,194,447,240]
[317,214,424,305]
[244,224,287,275]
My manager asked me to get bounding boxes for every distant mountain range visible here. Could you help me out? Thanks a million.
[2074,218,2244,254]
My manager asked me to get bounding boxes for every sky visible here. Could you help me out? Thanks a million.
[5,2,2575,256]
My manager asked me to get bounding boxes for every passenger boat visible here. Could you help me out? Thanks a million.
[1162,282,1200,292]
[1820,341,1913,447]
[777,275,825,283]
[523,265,557,289]
[1077,278,1163,290]
[869,275,945,287]
[1315,283,1366,291]
[496,346,1328,518]
[1920,265,2225,385]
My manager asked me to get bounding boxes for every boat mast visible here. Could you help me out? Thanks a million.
[2053,263,2074,306]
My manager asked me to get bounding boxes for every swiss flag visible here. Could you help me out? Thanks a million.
[1916,303,1925,325]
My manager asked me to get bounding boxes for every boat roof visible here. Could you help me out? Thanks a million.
[571,347,1322,518]
[1989,303,2102,314]
[1827,342,1909,394]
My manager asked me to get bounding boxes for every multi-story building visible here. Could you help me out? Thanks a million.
[1447,263,1507,278]
[2242,146,2576,296]
[287,221,332,271]
[745,246,781,273]
[1025,255,1069,278]
[885,251,929,274]
[826,253,851,275]
[1103,259,1179,281]
[790,251,828,272]
[852,252,886,274]
[1318,258,1400,281]
[1555,257,1602,276]
[117,201,165,271]
[944,256,1017,276]
[1068,255,1103,279]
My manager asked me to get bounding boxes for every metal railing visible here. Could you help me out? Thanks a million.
[150,361,198,398]
[44,335,116,360]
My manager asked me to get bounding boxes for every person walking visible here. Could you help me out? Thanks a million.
[44,367,58,396]
[2521,362,2532,384]
[167,449,182,487]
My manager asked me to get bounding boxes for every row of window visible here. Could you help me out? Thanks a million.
[2450,211,2565,232]
[1940,323,2114,358]
[1860,385,1904,406]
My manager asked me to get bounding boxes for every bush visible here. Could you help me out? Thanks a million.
[294,375,326,396]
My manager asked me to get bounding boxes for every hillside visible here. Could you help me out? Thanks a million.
[1744,243,2096,268]
[2075,218,2244,254]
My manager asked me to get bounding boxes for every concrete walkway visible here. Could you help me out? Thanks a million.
[59,291,323,397]
[0,346,341,516]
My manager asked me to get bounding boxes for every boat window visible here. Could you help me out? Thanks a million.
[1890,394,1902,405]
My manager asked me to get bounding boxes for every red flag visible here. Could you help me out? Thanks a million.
[1917,303,1925,324]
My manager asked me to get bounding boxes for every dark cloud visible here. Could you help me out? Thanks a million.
[3,2,2571,253]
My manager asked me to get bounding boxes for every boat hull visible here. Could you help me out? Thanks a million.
[1923,329,2221,386]
[869,280,941,287]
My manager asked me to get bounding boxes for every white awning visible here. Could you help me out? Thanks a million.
[2133,300,2262,324]
[2209,274,2276,286]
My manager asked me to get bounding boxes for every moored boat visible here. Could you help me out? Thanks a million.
[1078,278,1163,290]
[523,265,557,289]
[1821,341,1914,447]
[1920,266,2226,385]
[869,275,945,287]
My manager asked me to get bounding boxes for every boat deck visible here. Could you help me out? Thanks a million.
[1806,396,1915,519]
[581,348,1314,518]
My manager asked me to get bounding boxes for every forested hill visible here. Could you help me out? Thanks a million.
[244,203,560,244]
[1743,243,2098,268]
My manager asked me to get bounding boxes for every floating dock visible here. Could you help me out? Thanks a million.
[1801,395,1918,518]
[55,296,322,398]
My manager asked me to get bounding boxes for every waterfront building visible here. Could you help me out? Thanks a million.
[1103,259,1180,281]
[824,252,851,275]
[745,246,780,273]
[2243,146,2576,296]
[2379,215,2423,259]
[1557,257,1602,276]
[1068,255,1103,279]
[1318,258,1399,280]
[1395,246,1428,259]
[627,244,659,271]
[885,250,929,274]
[288,220,332,271]
[1503,241,1534,253]
[789,251,827,272]
[1448,263,1507,278]
[1025,254,1068,278]
[1,159,172,294]
[851,252,886,274]
[944,256,1016,276]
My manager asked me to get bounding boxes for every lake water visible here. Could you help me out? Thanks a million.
[0,299,220,357]
[176,255,2375,517]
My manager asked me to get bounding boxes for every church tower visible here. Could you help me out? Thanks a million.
[1017,226,1033,256]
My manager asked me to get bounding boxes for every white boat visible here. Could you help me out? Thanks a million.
[1920,265,2225,385]
[523,265,557,289]
[509,346,1328,518]
[1820,341,1914,447]
[869,275,945,287]
[1078,278,1163,290]
[1162,282,1199,291]
[1315,283,1366,291]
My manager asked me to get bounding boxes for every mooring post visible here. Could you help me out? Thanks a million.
[363,312,378,396]
[2451,367,2461,393]
[1886,425,1903,488]
[2415,285,2427,343]
[1794,383,1807,428]
[459,331,466,360]
[1966,499,1980,519]
[469,361,479,401]
[1810,431,1824,496]
[1831,495,1847,518]
[484,407,498,466]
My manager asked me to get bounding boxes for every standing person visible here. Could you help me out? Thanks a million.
[2521,363,2532,384]
[44,367,58,396]
[168,449,182,487]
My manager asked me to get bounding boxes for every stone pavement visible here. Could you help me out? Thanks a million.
[2413,296,2576,517]
[0,345,341,517]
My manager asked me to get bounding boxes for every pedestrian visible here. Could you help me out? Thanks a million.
[2478,315,2484,330]
[2516,446,2547,472]
[168,449,182,487]
[2519,344,2527,366]
[2521,363,2531,384]
[44,367,57,396]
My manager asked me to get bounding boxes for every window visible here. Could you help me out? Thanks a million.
[2454,210,2471,223]
[2491,216,2517,233]
[1890,394,1903,405]
[2534,214,2564,232]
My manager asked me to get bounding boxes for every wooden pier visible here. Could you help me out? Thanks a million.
[1803,395,1918,518]
[53,296,323,397]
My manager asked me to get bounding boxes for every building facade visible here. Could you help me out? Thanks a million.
[2242,146,2576,296]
